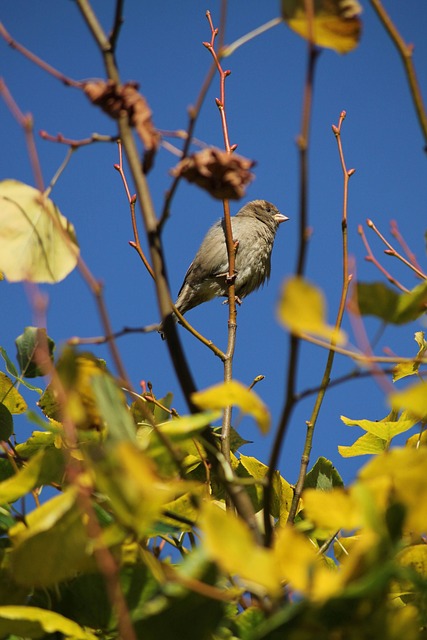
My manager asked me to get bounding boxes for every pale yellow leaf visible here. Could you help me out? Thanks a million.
[281,0,362,54]
[0,606,97,640]
[340,411,417,441]
[274,525,340,600]
[338,432,387,457]
[397,544,427,578]
[390,381,427,422]
[360,448,427,534]
[200,500,281,596]
[303,487,362,530]
[277,276,346,345]
[192,380,270,433]
[393,331,427,382]
[0,180,79,283]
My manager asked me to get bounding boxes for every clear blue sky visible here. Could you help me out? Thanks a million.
[1,1,426,487]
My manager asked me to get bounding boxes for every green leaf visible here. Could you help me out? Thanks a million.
[0,179,79,283]
[0,459,14,483]
[0,447,64,504]
[356,281,427,325]
[9,489,93,587]
[16,327,55,378]
[212,425,251,452]
[91,373,136,442]
[0,346,19,378]
[15,430,58,457]
[304,456,344,490]
[132,551,225,640]
[91,441,186,537]
[0,606,97,639]
[0,403,13,441]
[281,0,362,54]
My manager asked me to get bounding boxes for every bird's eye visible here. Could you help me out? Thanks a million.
[266,206,271,213]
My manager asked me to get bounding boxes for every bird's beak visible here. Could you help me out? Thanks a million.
[275,213,289,224]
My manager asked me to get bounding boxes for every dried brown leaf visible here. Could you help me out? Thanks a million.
[83,80,160,172]
[171,148,255,200]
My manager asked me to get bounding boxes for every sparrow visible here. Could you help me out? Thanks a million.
[161,199,288,332]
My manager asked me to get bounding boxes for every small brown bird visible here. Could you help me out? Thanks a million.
[168,200,288,324]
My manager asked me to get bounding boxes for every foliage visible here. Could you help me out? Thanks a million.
[0,1,427,639]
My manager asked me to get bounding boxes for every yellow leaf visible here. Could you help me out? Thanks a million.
[157,411,221,440]
[303,487,362,530]
[0,448,64,505]
[93,441,193,536]
[338,432,387,457]
[0,372,27,414]
[397,544,427,578]
[281,0,362,54]
[192,380,270,433]
[9,488,93,587]
[0,606,97,640]
[277,276,346,345]
[200,501,281,596]
[0,180,79,283]
[390,381,427,422]
[274,525,339,599]
[360,448,427,534]
[340,410,417,446]
[393,331,427,382]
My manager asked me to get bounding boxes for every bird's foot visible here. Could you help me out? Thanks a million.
[216,269,238,285]
[222,295,242,306]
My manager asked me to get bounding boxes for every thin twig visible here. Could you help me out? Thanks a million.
[109,0,125,51]
[358,224,409,292]
[40,130,118,147]
[390,219,424,274]
[204,10,238,475]
[114,140,226,359]
[75,0,260,540]
[367,218,427,280]
[0,79,45,191]
[0,22,81,88]
[370,0,427,149]
[221,17,283,57]
[158,2,228,229]
[288,111,353,524]
[263,0,319,546]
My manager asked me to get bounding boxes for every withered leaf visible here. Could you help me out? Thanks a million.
[171,147,255,200]
[83,80,160,172]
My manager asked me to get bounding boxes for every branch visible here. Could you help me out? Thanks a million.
[263,0,319,545]
[370,0,427,149]
[76,0,261,542]
[0,22,81,88]
[367,218,427,280]
[288,111,353,524]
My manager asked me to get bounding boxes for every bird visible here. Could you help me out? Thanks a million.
[161,200,288,334]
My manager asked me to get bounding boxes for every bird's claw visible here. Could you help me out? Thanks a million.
[222,295,242,306]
